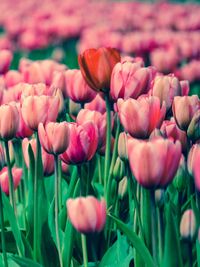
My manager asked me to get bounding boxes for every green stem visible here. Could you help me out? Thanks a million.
[0,189,8,267]
[58,159,62,211]
[54,155,63,267]
[4,141,17,215]
[33,133,39,261]
[158,207,164,264]
[98,155,102,184]
[81,234,88,267]
[104,94,111,191]
[150,190,158,265]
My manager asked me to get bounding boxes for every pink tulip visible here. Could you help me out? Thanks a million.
[65,69,96,103]
[38,122,70,155]
[180,210,196,241]
[117,96,166,139]
[15,103,33,139]
[0,50,13,74]
[110,62,153,101]
[172,95,200,131]
[180,80,189,96]
[0,103,19,140]
[193,149,200,192]
[21,95,59,131]
[22,138,54,176]
[0,167,22,195]
[84,94,106,114]
[151,74,181,111]
[4,70,23,87]
[128,137,181,188]
[66,196,106,233]
[60,122,98,164]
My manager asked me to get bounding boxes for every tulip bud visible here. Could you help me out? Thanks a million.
[187,110,200,142]
[118,132,128,161]
[180,209,197,241]
[0,167,22,195]
[66,196,106,233]
[173,156,187,192]
[118,176,128,199]
[155,189,165,207]
[69,99,82,120]
[113,157,125,181]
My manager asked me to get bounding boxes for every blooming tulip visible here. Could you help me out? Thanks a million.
[21,95,59,131]
[15,103,33,139]
[128,137,181,188]
[0,103,19,140]
[172,95,200,131]
[66,196,106,233]
[84,94,106,114]
[38,122,70,155]
[78,47,121,92]
[65,69,96,103]
[0,167,22,195]
[60,122,98,164]
[117,96,166,139]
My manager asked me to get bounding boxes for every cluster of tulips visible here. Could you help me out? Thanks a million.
[0,45,199,267]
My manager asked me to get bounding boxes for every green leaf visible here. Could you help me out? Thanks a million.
[108,214,156,267]
[2,192,25,257]
[9,255,43,267]
[196,240,200,267]
[162,203,183,267]
[99,231,133,267]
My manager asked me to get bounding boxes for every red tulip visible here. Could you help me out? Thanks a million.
[60,122,98,164]
[117,96,166,139]
[78,47,121,92]
[0,167,22,195]
[38,122,70,155]
[66,196,106,233]
[128,137,181,188]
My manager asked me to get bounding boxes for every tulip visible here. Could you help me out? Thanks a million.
[117,96,166,139]
[172,95,200,131]
[110,61,153,101]
[78,47,121,92]
[60,122,98,164]
[118,132,128,161]
[69,100,82,120]
[38,122,70,155]
[15,103,33,139]
[0,167,22,195]
[0,103,19,140]
[4,70,23,87]
[151,74,181,111]
[188,144,200,191]
[118,176,128,199]
[65,69,96,103]
[180,80,189,96]
[21,95,59,131]
[128,137,181,188]
[66,196,106,233]
[180,210,196,241]
[0,50,13,74]
[187,110,200,142]
[84,94,106,114]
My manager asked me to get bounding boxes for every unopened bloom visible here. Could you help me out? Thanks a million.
[180,210,196,241]
[38,122,70,155]
[0,167,22,195]
[66,196,106,233]
[78,47,121,92]
[117,96,166,139]
[60,122,98,164]
[128,137,181,188]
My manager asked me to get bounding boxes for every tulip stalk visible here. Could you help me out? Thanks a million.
[0,189,8,267]
[150,190,158,265]
[4,141,17,215]
[54,154,63,267]
[81,233,88,267]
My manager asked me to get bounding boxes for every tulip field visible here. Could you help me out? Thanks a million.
[0,0,200,267]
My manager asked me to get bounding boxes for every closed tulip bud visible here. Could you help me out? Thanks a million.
[187,144,200,175]
[60,122,98,164]
[21,95,59,131]
[110,61,153,101]
[66,196,106,233]
[118,132,128,161]
[38,122,70,155]
[51,71,66,97]
[155,189,165,207]
[0,50,13,74]
[65,69,96,103]
[113,157,125,181]
[189,145,200,191]
[187,110,200,142]
[118,176,128,199]
[180,210,197,241]
[0,103,19,140]
[173,155,187,192]
[117,96,166,139]
[78,47,121,92]
[69,99,82,119]
[172,95,200,131]
[128,137,181,189]
[0,167,22,195]
[151,74,181,111]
